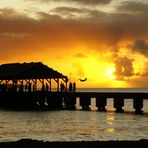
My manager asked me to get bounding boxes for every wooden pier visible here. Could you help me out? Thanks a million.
[60,91,147,114]
[0,91,148,114]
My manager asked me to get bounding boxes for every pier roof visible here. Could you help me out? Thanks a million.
[0,62,68,80]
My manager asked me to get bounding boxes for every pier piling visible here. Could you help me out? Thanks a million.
[64,93,76,110]
[133,97,143,114]
[114,97,124,113]
[80,96,91,110]
[96,97,106,111]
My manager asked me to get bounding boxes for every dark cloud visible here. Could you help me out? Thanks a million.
[133,39,148,50]
[73,0,112,5]
[0,3,148,61]
[52,7,85,14]
[1,1,148,86]
[50,7,86,18]
[114,57,134,80]
[50,6,115,20]
[129,39,148,57]
[117,1,148,13]
[73,53,87,58]
[50,7,107,20]
[32,0,112,5]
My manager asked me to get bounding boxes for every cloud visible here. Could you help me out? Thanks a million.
[50,6,108,20]
[0,2,148,62]
[50,7,87,18]
[1,1,148,87]
[31,0,112,5]
[127,76,148,87]
[133,39,148,50]
[140,63,148,76]
[129,39,148,57]
[52,7,85,14]
[0,8,26,18]
[117,1,148,13]
[73,53,87,58]
[114,57,134,80]
[73,0,112,5]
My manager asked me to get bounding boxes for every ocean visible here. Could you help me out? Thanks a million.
[0,88,148,142]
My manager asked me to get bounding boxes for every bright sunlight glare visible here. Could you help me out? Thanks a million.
[80,55,116,82]
[105,67,116,80]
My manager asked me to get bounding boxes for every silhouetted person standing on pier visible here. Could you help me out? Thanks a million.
[25,84,28,92]
[69,82,72,92]
[28,83,32,92]
[19,84,23,92]
[72,82,76,92]
[42,83,45,91]
[33,84,36,92]
[60,82,65,92]
[12,79,17,92]
[46,83,49,91]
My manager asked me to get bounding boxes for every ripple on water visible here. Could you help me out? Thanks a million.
[0,109,148,142]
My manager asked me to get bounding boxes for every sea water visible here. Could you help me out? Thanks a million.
[0,88,148,142]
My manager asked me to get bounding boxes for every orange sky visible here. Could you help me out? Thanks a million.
[0,0,148,88]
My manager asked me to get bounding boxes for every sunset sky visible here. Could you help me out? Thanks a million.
[0,0,148,88]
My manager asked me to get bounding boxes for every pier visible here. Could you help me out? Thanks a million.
[0,91,147,114]
[0,62,148,114]
[63,91,146,114]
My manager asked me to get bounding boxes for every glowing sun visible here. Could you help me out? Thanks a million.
[105,67,116,80]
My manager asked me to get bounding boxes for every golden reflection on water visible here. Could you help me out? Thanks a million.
[106,128,115,132]
[106,113,115,133]
[106,113,115,123]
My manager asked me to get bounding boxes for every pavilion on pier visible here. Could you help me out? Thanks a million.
[0,62,68,92]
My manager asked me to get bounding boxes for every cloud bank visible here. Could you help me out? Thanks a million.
[1,0,148,86]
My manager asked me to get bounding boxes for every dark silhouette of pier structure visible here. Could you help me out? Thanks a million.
[0,62,68,109]
[0,62,147,114]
